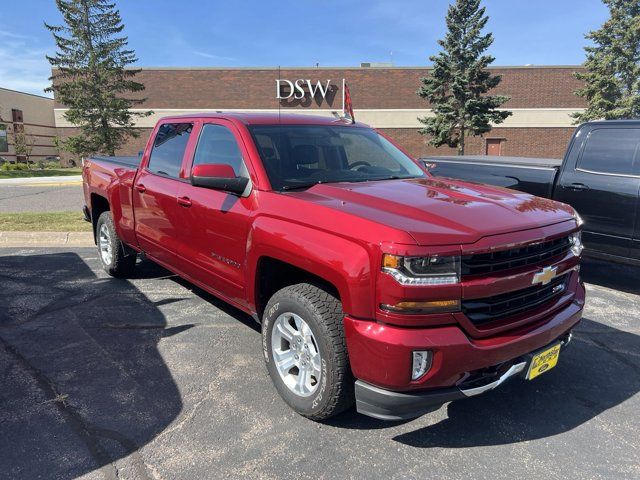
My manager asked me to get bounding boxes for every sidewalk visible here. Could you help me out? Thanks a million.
[0,175,82,186]
[0,231,93,247]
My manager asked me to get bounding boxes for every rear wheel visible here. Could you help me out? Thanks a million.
[262,283,354,420]
[96,211,136,278]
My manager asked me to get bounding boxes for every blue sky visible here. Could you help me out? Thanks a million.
[0,0,609,97]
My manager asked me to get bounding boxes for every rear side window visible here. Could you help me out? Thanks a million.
[148,123,193,178]
[193,124,248,177]
[578,128,640,176]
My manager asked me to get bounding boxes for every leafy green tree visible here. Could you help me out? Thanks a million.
[418,0,511,155]
[45,0,151,156]
[574,0,640,122]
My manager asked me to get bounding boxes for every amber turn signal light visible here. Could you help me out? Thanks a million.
[381,299,460,314]
[382,254,402,269]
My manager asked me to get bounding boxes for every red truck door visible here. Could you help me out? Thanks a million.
[132,122,194,267]
[174,121,254,307]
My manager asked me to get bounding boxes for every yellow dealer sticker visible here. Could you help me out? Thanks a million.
[526,343,561,380]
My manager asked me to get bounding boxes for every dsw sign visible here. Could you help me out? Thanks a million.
[276,79,333,100]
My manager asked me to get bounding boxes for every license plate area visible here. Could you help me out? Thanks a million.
[526,343,561,380]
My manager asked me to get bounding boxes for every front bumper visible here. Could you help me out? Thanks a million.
[355,332,574,420]
[344,276,584,420]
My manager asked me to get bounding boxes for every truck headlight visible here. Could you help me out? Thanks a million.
[382,254,460,285]
[569,231,583,257]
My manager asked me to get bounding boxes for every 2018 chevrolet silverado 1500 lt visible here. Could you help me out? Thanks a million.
[83,113,584,421]
[423,120,640,265]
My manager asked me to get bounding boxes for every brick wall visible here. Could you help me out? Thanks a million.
[53,66,586,110]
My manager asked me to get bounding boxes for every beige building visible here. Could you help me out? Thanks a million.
[0,87,58,163]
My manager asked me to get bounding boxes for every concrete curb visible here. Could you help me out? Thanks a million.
[0,175,82,186]
[0,231,94,247]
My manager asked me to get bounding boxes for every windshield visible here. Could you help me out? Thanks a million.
[248,125,426,190]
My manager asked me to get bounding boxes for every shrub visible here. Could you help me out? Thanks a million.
[1,163,29,171]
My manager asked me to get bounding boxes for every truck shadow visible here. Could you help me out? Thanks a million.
[129,261,259,333]
[0,252,186,479]
[391,317,640,448]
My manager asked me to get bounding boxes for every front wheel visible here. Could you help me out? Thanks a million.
[262,283,354,421]
[96,211,136,278]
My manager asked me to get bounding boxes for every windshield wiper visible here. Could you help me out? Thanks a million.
[280,175,415,191]
[281,181,324,191]
[345,175,408,183]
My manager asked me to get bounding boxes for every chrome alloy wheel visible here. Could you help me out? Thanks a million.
[98,223,113,266]
[270,312,322,397]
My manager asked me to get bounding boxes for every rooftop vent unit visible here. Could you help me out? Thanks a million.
[360,62,394,68]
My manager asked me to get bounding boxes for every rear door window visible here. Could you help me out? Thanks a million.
[578,128,640,176]
[148,123,193,178]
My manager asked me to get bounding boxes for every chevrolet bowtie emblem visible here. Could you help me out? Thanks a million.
[532,266,557,286]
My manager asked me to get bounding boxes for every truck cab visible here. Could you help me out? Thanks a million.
[553,121,640,260]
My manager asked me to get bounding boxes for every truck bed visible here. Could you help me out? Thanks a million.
[83,155,142,249]
[421,155,561,198]
[90,155,141,168]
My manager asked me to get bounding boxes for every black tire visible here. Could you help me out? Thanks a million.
[262,283,354,421]
[95,211,136,278]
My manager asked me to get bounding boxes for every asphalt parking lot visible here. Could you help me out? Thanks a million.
[1,247,639,480]
[0,183,83,212]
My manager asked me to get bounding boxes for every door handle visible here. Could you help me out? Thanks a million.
[135,184,147,193]
[568,183,589,191]
[177,196,192,207]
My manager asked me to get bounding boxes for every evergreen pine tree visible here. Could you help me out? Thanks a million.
[574,0,640,122]
[45,0,151,156]
[418,0,511,155]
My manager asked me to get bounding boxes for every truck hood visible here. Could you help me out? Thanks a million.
[286,177,575,245]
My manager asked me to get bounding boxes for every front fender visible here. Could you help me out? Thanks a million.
[246,216,374,319]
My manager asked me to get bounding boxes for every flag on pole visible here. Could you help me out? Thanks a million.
[342,79,355,123]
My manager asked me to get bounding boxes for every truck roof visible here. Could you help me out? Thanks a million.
[584,119,640,127]
[159,112,369,127]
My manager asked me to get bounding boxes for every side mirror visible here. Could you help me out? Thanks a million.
[191,164,250,195]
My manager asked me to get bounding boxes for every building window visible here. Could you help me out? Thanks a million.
[0,125,7,153]
[11,109,23,123]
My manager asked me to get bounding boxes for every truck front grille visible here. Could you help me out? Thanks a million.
[462,276,567,325]
[461,236,571,276]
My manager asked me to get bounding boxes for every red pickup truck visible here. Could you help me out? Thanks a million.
[82,113,585,421]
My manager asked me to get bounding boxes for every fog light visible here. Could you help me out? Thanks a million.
[412,351,433,381]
